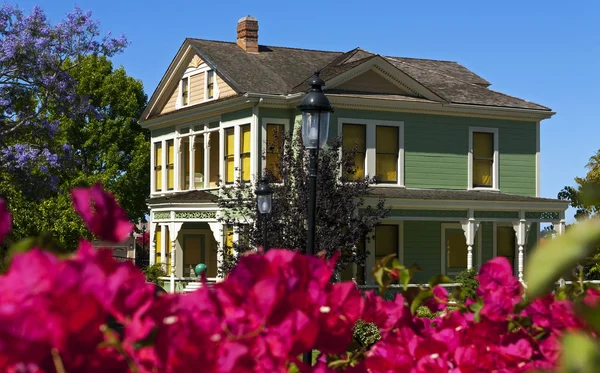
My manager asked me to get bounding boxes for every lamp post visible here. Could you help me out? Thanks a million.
[255,178,273,253]
[298,71,333,256]
[298,71,332,366]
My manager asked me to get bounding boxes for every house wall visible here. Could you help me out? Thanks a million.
[330,108,536,196]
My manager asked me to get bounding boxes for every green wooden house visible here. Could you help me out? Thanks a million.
[140,16,567,291]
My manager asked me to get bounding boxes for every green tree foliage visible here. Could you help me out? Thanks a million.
[3,55,148,251]
[217,127,389,275]
[559,150,600,220]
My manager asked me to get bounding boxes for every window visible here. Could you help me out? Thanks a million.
[166,140,175,190]
[225,128,235,183]
[181,138,190,190]
[225,226,234,255]
[155,226,162,265]
[266,123,284,180]
[154,142,162,192]
[180,77,189,106]
[209,132,219,187]
[376,126,399,183]
[473,132,493,187]
[206,70,215,100]
[445,228,467,273]
[497,226,516,272]
[342,124,366,179]
[194,136,204,188]
[375,225,398,261]
[240,125,251,182]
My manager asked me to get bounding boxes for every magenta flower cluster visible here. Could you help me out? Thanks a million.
[0,184,595,372]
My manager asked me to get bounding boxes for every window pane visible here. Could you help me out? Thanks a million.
[241,125,251,181]
[154,143,162,191]
[473,132,493,158]
[375,225,398,260]
[181,139,189,189]
[376,126,398,182]
[343,124,366,179]
[446,229,467,269]
[167,140,175,190]
[209,132,219,187]
[194,136,204,188]
[207,71,214,99]
[473,159,492,187]
[376,126,398,153]
[225,128,235,183]
[181,77,189,106]
[267,124,284,180]
[497,227,515,269]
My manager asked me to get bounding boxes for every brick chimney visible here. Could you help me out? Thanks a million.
[237,16,259,53]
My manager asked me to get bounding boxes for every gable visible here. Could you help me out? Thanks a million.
[334,69,412,95]
[147,47,238,119]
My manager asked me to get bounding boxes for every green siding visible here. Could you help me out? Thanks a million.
[403,221,441,283]
[330,108,536,196]
[152,126,176,137]
[481,222,494,264]
[221,108,252,122]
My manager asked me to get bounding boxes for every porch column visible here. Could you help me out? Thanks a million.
[461,210,480,270]
[149,221,157,265]
[557,211,566,287]
[204,132,210,189]
[208,222,224,281]
[168,222,183,293]
[189,135,196,190]
[513,211,531,283]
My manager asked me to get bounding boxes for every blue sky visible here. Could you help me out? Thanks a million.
[19,0,600,222]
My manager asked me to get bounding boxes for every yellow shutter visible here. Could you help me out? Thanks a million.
[225,128,235,183]
[155,143,162,191]
[241,125,251,181]
[343,124,366,179]
[155,227,162,264]
[376,126,398,182]
[225,226,234,255]
[209,132,220,187]
[167,140,174,189]
[447,230,467,269]
[375,225,398,259]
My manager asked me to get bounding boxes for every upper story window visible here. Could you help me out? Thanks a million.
[206,70,215,100]
[376,126,399,183]
[266,123,284,180]
[469,127,498,190]
[180,77,189,107]
[225,128,235,184]
[342,124,366,180]
[154,142,162,192]
[339,119,404,186]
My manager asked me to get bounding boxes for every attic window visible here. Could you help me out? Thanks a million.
[180,77,189,106]
[206,70,216,100]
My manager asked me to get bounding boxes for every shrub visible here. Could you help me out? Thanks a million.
[353,319,381,348]
[455,267,479,300]
[143,262,167,285]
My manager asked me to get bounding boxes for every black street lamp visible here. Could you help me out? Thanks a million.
[255,178,273,253]
[298,72,332,367]
[298,71,333,256]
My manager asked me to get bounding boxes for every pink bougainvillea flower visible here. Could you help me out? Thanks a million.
[424,285,449,313]
[0,198,11,243]
[583,287,600,308]
[71,183,133,242]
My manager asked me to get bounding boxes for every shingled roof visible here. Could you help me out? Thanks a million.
[189,39,550,111]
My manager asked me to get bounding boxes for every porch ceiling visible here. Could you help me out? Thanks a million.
[147,190,218,204]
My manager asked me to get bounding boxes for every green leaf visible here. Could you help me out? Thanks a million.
[560,332,600,373]
[428,274,453,288]
[410,289,433,314]
[7,233,68,264]
[391,258,403,270]
[399,268,411,291]
[525,218,600,299]
[577,304,600,335]
[372,267,385,288]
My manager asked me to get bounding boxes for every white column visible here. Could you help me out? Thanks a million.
[204,132,210,189]
[513,211,531,283]
[461,210,480,270]
[149,221,157,265]
[189,135,196,190]
[208,221,224,281]
[168,222,183,293]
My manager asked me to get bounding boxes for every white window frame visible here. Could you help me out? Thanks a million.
[468,127,499,191]
[440,223,481,276]
[204,69,220,102]
[338,118,404,187]
[177,76,190,109]
[261,117,291,177]
[221,118,254,184]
